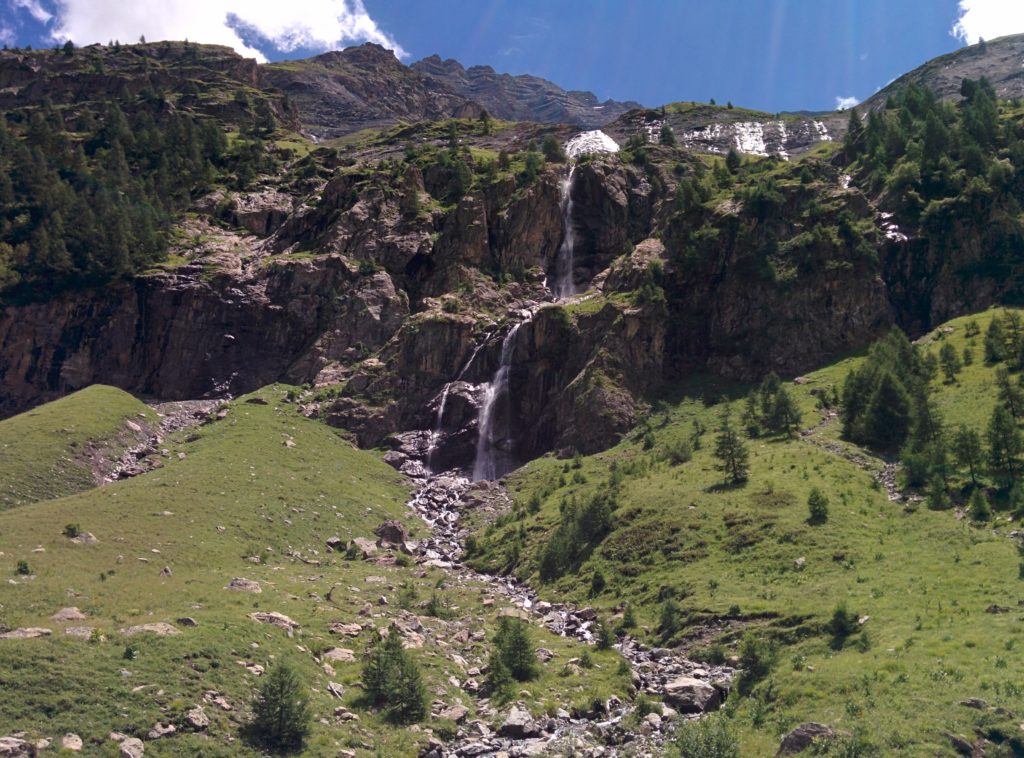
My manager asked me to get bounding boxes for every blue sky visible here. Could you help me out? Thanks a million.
[3,0,1021,112]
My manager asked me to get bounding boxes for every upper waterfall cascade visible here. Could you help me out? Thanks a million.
[564,129,620,159]
[553,166,577,300]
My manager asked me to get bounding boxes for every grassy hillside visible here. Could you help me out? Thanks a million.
[468,307,1024,756]
[0,386,628,756]
[0,385,157,510]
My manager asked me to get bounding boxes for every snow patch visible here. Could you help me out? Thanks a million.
[565,130,620,158]
[733,122,767,156]
[813,121,830,140]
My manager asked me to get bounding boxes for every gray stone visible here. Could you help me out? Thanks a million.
[499,705,539,738]
[61,733,83,752]
[119,737,145,758]
[777,723,839,755]
[0,737,29,757]
[185,706,209,730]
[662,676,721,713]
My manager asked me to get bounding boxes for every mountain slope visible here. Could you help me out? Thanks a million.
[0,385,156,510]
[467,307,1024,756]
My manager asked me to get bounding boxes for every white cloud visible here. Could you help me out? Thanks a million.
[0,24,14,45]
[835,95,859,110]
[951,0,1024,44]
[48,0,406,62]
[12,0,53,24]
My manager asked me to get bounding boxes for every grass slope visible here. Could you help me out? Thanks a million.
[469,307,1024,756]
[0,385,157,510]
[0,385,628,756]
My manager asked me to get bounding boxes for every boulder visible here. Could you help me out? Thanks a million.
[119,737,145,758]
[374,519,412,553]
[0,627,52,639]
[329,622,362,637]
[51,607,87,621]
[499,705,539,738]
[146,723,176,740]
[227,577,262,593]
[662,676,721,713]
[777,723,840,755]
[326,536,345,552]
[248,612,299,631]
[61,733,83,752]
[0,737,29,757]
[322,647,356,663]
[120,623,179,637]
[65,626,94,639]
[185,706,209,730]
[439,704,469,723]
[348,537,377,558]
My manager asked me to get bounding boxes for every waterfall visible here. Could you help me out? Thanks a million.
[472,322,523,481]
[553,166,576,300]
[426,338,489,474]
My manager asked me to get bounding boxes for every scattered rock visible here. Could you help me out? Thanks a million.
[120,623,179,637]
[185,706,209,730]
[227,577,262,593]
[119,738,145,758]
[329,622,363,637]
[146,722,176,740]
[439,704,469,723]
[986,604,1010,614]
[323,647,356,663]
[70,532,98,545]
[662,676,721,713]
[326,536,345,552]
[65,626,94,639]
[499,706,539,738]
[176,617,199,627]
[159,566,173,577]
[777,723,840,755]
[248,611,300,631]
[0,627,52,639]
[374,519,413,553]
[0,737,29,757]
[51,607,87,621]
[960,698,988,710]
[944,732,975,757]
[61,733,83,752]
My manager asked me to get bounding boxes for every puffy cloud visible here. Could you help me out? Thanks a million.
[0,24,14,45]
[951,0,1024,44]
[48,0,405,61]
[835,95,859,110]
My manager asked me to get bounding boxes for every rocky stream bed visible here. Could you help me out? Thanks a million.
[404,471,736,757]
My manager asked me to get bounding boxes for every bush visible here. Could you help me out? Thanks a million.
[736,633,775,694]
[63,523,81,539]
[362,628,427,722]
[807,487,829,524]
[15,560,30,576]
[827,603,860,649]
[675,714,740,758]
[249,661,312,752]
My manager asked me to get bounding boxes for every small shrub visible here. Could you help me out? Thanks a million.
[491,617,538,682]
[675,713,740,758]
[736,633,775,694]
[807,487,829,524]
[15,560,30,576]
[362,629,427,723]
[828,603,860,649]
[63,523,81,539]
[579,650,594,668]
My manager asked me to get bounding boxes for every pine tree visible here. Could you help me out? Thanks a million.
[996,368,1024,420]
[659,124,676,146]
[250,661,312,752]
[714,411,749,484]
[807,487,829,524]
[988,405,1023,488]
[970,488,991,522]
[492,617,537,682]
[361,628,427,722]
[939,341,962,382]
[985,318,1007,363]
[725,147,741,174]
[953,425,983,487]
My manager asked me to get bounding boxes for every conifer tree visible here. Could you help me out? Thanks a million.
[250,661,312,752]
[713,410,749,484]
[939,341,962,382]
[953,425,983,487]
[988,405,1023,488]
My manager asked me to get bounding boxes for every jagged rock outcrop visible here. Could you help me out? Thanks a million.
[411,55,641,130]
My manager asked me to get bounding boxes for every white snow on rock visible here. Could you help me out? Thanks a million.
[813,121,830,140]
[565,130,620,159]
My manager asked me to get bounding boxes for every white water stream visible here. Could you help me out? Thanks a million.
[472,321,524,481]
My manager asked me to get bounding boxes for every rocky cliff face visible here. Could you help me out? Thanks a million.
[0,248,408,418]
[411,55,641,131]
